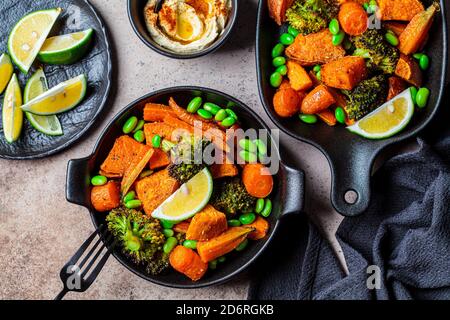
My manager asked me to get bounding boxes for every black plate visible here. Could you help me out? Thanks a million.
[0,0,112,160]
[256,0,448,216]
[127,0,238,59]
[66,87,305,288]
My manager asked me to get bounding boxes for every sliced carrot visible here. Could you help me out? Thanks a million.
[317,109,337,126]
[273,87,301,118]
[300,85,336,115]
[242,163,274,198]
[247,216,270,240]
[91,181,120,212]
[338,2,368,36]
[169,246,208,281]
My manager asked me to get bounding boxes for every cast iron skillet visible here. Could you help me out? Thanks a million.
[65,87,305,289]
[256,0,448,217]
[0,0,112,160]
[127,0,238,59]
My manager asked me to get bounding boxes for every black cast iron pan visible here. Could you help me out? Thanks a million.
[256,0,448,217]
[65,87,305,289]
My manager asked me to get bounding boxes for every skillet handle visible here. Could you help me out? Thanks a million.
[66,157,92,208]
[330,157,371,217]
[279,162,305,218]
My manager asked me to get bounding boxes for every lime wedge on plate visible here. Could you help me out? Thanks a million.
[8,8,62,73]
[38,28,94,65]
[24,68,63,136]
[347,89,414,140]
[152,168,213,222]
[21,74,87,115]
[0,53,14,94]
[2,74,23,143]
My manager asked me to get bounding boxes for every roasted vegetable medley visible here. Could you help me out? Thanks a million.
[268,0,439,139]
[89,96,274,281]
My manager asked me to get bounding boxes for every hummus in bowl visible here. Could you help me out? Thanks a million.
[144,0,232,54]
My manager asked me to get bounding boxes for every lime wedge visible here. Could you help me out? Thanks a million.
[21,74,87,115]
[24,68,63,136]
[2,74,23,143]
[347,89,415,140]
[8,8,62,73]
[152,168,214,222]
[0,53,14,94]
[38,28,94,65]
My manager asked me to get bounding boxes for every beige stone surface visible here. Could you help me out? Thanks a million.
[0,0,346,300]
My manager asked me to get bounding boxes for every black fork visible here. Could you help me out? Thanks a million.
[55,225,116,300]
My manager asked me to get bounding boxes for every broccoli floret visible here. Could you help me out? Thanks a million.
[286,0,339,35]
[106,207,169,274]
[342,75,388,120]
[351,29,400,74]
[210,177,257,217]
[168,135,212,184]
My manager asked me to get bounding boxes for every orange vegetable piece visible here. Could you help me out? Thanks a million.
[242,163,274,198]
[210,163,239,179]
[378,0,424,22]
[273,87,301,118]
[321,56,368,90]
[186,205,228,241]
[143,103,176,122]
[149,148,170,170]
[399,3,438,55]
[287,61,313,91]
[91,181,120,212]
[338,2,368,36]
[387,76,408,101]
[317,109,337,127]
[121,145,154,195]
[286,30,345,66]
[100,135,143,178]
[268,0,295,25]
[300,85,336,115]
[247,216,270,240]
[174,221,191,234]
[144,122,175,143]
[135,169,179,216]
[383,22,407,36]
[197,227,254,263]
[169,246,208,281]
[395,54,423,87]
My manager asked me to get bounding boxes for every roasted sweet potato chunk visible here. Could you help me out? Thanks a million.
[143,103,176,122]
[321,56,367,90]
[149,148,170,170]
[186,205,228,241]
[210,163,239,179]
[169,246,208,281]
[268,0,295,25]
[247,216,270,240]
[395,54,423,87]
[91,181,120,212]
[300,85,336,114]
[144,122,175,143]
[378,0,424,22]
[287,61,313,91]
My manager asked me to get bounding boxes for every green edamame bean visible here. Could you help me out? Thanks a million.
[197,109,213,119]
[255,198,265,214]
[273,56,286,68]
[125,199,142,209]
[221,116,236,127]
[299,114,318,124]
[209,260,218,270]
[235,239,249,252]
[91,175,107,186]
[416,88,430,108]
[419,54,430,70]
[288,26,300,37]
[228,219,241,227]
[385,32,399,46]
[225,108,238,120]
[152,134,161,148]
[163,237,178,254]
[254,139,267,156]
[239,213,256,225]
[280,33,294,45]
[123,191,136,203]
[363,3,369,11]
[410,87,418,105]
[316,70,322,81]
[163,229,174,238]
[332,31,345,46]
[261,199,272,218]
[183,240,198,249]
[122,116,138,134]
[270,72,283,88]
[313,65,321,73]
[276,65,288,76]
[133,120,145,133]
[215,109,228,122]
[335,107,346,124]
[187,97,203,113]
[139,170,153,179]
[239,139,257,153]
[413,53,425,60]
[161,220,174,229]
[218,256,226,263]
[239,150,258,163]
[272,43,285,58]
[133,130,145,143]
[329,19,340,35]
[203,102,221,115]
